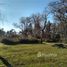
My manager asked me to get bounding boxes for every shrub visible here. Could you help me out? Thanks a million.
[1,38,40,45]
[19,39,40,44]
[1,39,18,45]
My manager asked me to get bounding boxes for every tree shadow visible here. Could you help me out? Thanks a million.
[0,56,12,67]
[52,43,66,48]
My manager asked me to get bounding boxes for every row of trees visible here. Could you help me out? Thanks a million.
[0,0,67,43]
[13,13,60,43]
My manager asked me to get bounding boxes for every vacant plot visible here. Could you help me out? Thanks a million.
[0,43,67,67]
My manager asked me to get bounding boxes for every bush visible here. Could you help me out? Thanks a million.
[51,33,60,42]
[1,39,18,45]
[1,38,40,45]
[19,39,40,44]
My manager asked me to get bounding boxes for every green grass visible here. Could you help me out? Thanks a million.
[0,43,67,67]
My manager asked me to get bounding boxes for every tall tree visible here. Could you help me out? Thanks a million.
[31,14,42,39]
[41,9,50,43]
[49,0,67,42]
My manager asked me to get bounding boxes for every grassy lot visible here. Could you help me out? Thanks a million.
[0,43,67,67]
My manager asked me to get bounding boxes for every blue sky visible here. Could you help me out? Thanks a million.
[0,0,54,32]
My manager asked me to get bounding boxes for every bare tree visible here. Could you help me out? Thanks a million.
[40,8,50,43]
[31,14,42,40]
[49,0,67,42]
